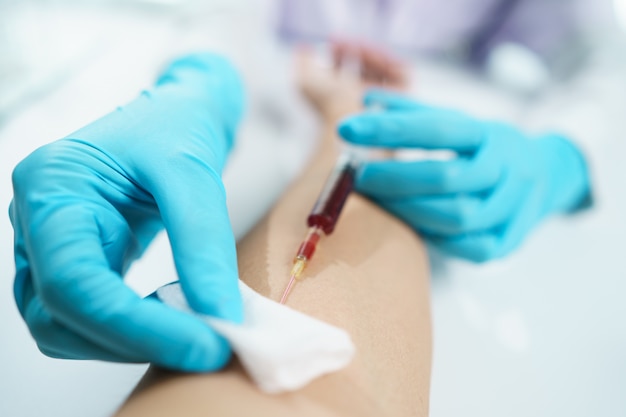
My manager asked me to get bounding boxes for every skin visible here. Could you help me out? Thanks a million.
[114,47,432,417]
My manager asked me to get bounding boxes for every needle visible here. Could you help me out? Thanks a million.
[279,273,297,304]
[279,256,307,304]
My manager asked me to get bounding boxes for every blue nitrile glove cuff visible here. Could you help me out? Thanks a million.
[155,53,245,155]
[69,53,245,175]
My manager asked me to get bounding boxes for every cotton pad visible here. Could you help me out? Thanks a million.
[156,280,355,393]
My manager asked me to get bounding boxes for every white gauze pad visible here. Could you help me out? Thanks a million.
[156,280,355,393]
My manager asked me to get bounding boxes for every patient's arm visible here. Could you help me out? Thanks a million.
[114,51,431,417]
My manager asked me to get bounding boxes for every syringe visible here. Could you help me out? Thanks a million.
[279,153,359,304]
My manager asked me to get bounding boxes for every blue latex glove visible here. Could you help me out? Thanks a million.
[10,53,245,371]
[339,90,591,262]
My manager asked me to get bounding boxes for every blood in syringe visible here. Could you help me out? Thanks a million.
[307,160,357,235]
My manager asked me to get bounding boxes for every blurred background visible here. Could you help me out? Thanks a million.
[2,0,626,416]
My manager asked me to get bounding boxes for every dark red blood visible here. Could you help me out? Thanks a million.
[307,163,356,234]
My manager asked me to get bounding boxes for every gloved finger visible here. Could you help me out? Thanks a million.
[14,223,129,361]
[20,271,137,361]
[381,171,529,235]
[363,89,423,110]
[25,204,231,371]
[427,185,541,262]
[356,155,500,198]
[338,110,485,151]
[10,200,30,317]
[98,207,151,277]
[148,163,243,324]
[495,186,546,256]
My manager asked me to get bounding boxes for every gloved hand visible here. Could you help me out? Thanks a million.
[339,90,591,262]
[10,53,245,371]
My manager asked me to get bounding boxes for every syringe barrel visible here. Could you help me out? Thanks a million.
[307,155,358,234]
[295,227,322,260]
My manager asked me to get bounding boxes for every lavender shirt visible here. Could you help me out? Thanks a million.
[276,0,613,67]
